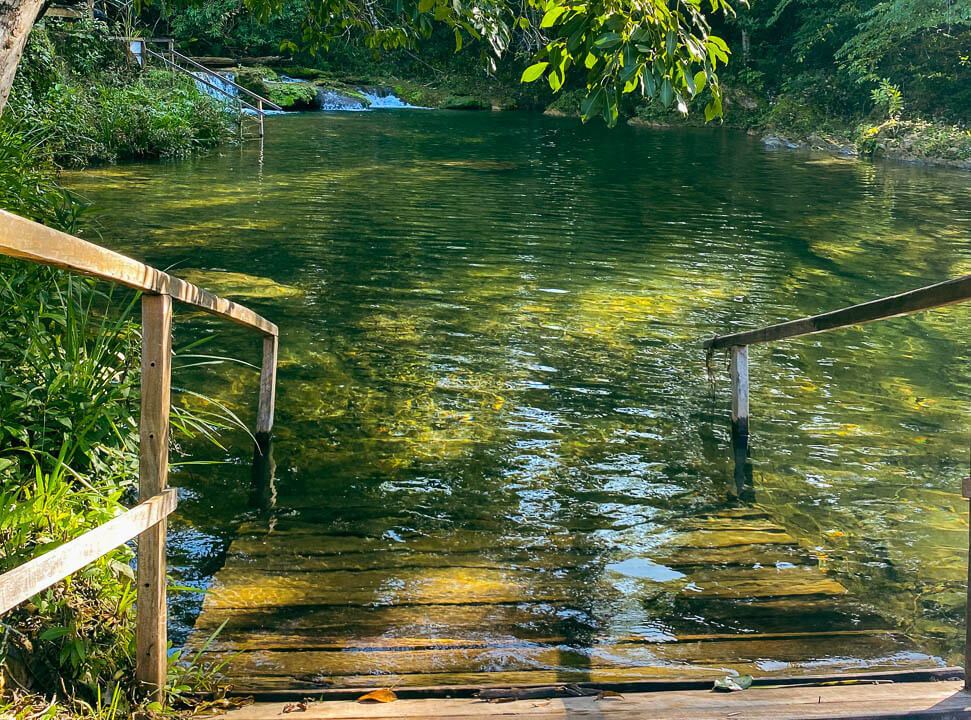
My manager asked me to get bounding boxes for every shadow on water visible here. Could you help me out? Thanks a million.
[62,110,971,687]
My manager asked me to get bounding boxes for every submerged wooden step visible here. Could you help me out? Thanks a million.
[188,503,940,691]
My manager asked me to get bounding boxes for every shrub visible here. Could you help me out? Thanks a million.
[4,24,236,167]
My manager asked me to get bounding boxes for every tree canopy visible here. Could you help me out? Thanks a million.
[155,0,738,125]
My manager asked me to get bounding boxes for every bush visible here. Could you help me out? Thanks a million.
[4,24,236,167]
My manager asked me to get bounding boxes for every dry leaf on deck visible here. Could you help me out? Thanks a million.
[597,691,624,700]
[282,701,308,713]
[357,689,398,703]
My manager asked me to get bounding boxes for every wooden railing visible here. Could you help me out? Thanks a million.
[0,209,279,699]
[704,273,971,689]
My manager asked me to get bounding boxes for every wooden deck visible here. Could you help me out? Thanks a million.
[187,504,944,691]
[222,680,971,719]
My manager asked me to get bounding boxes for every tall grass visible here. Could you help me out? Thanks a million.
[0,119,244,714]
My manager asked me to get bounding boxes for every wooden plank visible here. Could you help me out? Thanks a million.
[0,209,170,294]
[0,210,277,336]
[196,629,900,654]
[216,681,971,720]
[0,489,176,615]
[196,668,965,701]
[703,274,971,350]
[730,345,750,497]
[207,633,919,681]
[169,276,277,336]
[136,294,173,699]
[211,655,945,693]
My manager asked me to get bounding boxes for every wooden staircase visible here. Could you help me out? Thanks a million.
[187,504,940,692]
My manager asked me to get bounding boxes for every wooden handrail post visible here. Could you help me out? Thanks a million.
[256,333,278,446]
[966,501,971,690]
[136,293,173,700]
[258,99,264,138]
[964,475,971,690]
[252,334,278,510]
[730,345,751,498]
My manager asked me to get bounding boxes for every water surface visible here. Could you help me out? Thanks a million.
[65,111,971,685]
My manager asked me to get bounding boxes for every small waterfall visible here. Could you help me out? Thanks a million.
[321,86,426,112]
[359,90,416,109]
[317,89,368,112]
[192,71,239,103]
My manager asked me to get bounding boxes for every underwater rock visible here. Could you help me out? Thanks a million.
[176,269,304,300]
[441,96,491,110]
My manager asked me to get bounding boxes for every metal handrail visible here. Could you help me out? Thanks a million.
[144,47,264,114]
[168,48,283,111]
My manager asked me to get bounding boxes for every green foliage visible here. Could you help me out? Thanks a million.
[4,24,235,167]
[836,0,971,80]
[516,0,735,125]
[857,118,971,161]
[154,0,738,126]
[264,79,318,109]
[870,77,902,120]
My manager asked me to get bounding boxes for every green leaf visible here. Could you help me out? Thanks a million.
[644,72,657,98]
[40,627,71,641]
[418,0,435,12]
[594,32,622,49]
[665,30,676,58]
[580,86,606,121]
[602,90,619,126]
[540,5,567,28]
[660,76,674,107]
[549,68,564,91]
[521,62,549,82]
[693,70,708,94]
[684,66,696,95]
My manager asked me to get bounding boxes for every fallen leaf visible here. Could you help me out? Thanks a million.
[531,701,551,707]
[597,690,624,700]
[282,701,308,713]
[357,689,398,703]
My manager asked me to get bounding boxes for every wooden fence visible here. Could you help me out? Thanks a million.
[0,209,279,699]
[704,273,971,689]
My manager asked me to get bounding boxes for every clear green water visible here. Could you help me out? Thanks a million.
[65,110,971,681]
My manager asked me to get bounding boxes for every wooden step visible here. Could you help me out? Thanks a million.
[188,503,938,691]
[218,680,971,720]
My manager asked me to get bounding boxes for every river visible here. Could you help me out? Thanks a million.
[64,109,971,688]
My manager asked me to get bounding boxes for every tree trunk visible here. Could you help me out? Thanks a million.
[0,0,48,114]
